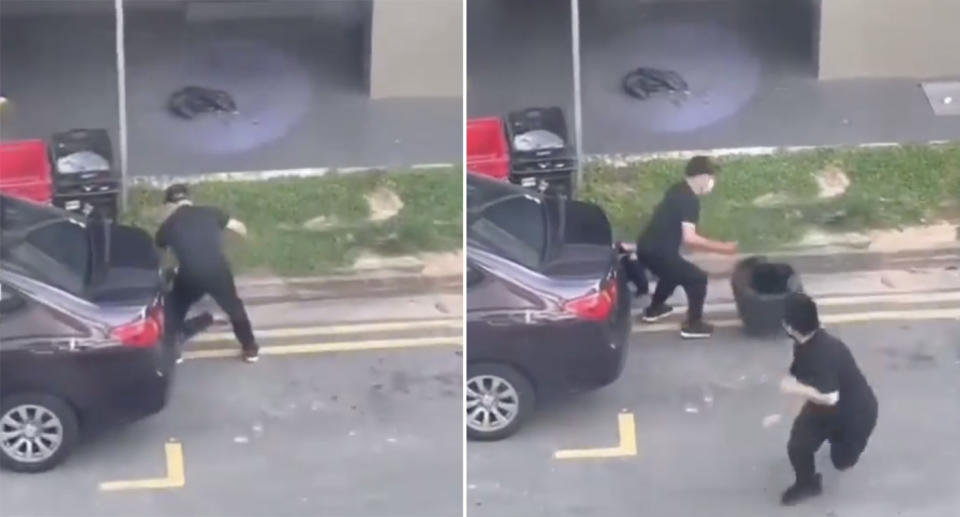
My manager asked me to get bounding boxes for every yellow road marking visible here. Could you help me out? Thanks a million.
[183,336,462,360]
[554,413,637,460]
[99,442,185,491]
[634,307,960,334]
[193,318,461,343]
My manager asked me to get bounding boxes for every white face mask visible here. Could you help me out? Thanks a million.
[703,176,716,194]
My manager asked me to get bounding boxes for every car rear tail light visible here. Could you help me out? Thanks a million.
[564,280,618,321]
[111,306,163,348]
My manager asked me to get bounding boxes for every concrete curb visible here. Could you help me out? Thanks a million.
[129,139,957,187]
[131,163,457,189]
[228,245,957,304]
[235,272,463,305]
[584,139,956,167]
[673,245,959,279]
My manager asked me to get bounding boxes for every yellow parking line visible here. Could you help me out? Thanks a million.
[183,336,463,360]
[554,413,637,460]
[193,318,461,343]
[634,307,960,334]
[99,441,185,491]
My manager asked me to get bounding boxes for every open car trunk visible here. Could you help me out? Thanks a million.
[0,194,162,306]
[541,199,617,278]
[88,224,163,305]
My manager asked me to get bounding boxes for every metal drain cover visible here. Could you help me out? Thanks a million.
[921,81,960,116]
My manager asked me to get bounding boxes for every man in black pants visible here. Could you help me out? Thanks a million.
[635,156,737,338]
[156,184,260,363]
[779,292,878,505]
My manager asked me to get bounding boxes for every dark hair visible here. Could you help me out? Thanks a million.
[164,183,190,204]
[783,292,820,335]
[685,155,718,177]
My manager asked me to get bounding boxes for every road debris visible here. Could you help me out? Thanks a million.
[762,414,782,428]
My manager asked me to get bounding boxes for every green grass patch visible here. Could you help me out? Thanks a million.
[124,168,463,276]
[581,144,960,252]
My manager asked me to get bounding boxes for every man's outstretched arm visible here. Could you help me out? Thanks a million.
[681,222,737,255]
[213,207,248,237]
[780,375,839,406]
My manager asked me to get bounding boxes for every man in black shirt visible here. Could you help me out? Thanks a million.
[156,184,259,363]
[635,156,737,338]
[779,292,878,505]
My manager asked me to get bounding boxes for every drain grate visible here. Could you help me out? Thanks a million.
[921,81,960,116]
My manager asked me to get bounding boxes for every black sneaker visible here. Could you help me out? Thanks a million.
[242,347,260,363]
[642,304,674,322]
[781,473,823,506]
[680,320,714,339]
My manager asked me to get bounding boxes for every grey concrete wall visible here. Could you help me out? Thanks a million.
[1,1,365,21]
[818,0,960,79]
[368,0,462,99]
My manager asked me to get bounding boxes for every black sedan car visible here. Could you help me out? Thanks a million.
[466,174,632,440]
[0,194,176,472]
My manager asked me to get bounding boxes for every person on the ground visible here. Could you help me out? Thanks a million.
[634,155,737,338]
[156,183,259,363]
[779,292,879,506]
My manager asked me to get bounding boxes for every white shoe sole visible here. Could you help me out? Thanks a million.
[243,356,259,363]
[680,330,713,339]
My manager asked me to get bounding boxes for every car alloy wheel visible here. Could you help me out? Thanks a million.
[466,374,520,433]
[1,404,64,464]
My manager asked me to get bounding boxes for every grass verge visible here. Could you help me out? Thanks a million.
[124,168,462,276]
[581,144,960,251]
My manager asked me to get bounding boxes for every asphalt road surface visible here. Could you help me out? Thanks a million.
[0,343,462,517]
[468,319,960,517]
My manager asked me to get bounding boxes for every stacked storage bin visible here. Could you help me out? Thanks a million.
[466,117,510,180]
[0,140,53,204]
[49,129,120,220]
[505,107,576,198]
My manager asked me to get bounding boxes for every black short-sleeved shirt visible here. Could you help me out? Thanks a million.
[155,205,230,275]
[637,180,700,255]
[790,330,877,425]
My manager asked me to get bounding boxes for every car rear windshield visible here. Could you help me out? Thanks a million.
[470,195,547,270]
[1,197,91,296]
[3,221,91,296]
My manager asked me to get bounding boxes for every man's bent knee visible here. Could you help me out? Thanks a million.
[831,444,863,471]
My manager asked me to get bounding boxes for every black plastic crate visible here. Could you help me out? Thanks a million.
[511,169,573,199]
[53,191,119,221]
[49,129,118,188]
[511,155,578,175]
[505,107,574,162]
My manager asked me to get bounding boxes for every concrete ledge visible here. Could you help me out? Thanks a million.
[131,163,457,189]
[692,246,959,279]
[235,272,462,306]
[585,140,956,167]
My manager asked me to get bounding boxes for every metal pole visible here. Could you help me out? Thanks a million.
[114,0,128,213]
[570,0,584,195]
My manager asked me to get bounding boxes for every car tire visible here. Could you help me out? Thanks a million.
[466,363,535,442]
[0,393,79,473]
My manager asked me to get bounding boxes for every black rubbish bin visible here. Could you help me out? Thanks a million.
[731,256,803,337]
[505,107,576,198]
[49,129,120,220]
